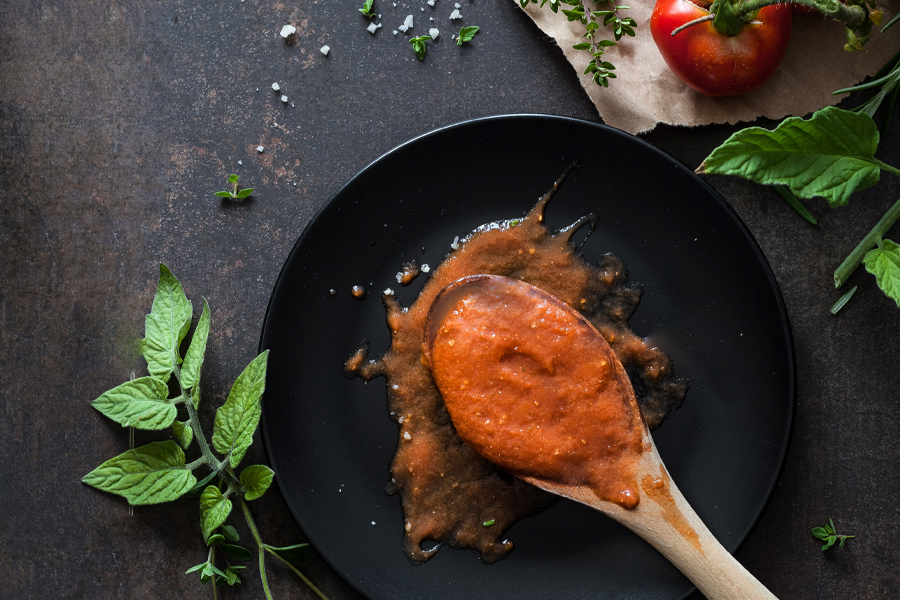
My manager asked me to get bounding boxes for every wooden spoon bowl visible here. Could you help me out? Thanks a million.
[424,274,777,600]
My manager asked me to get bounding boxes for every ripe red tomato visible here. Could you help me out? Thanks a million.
[650,0,792,96]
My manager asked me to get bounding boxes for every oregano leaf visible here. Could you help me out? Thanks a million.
[863,238,900,306]
[90,377,175,430]
[212,350,270,468]
[141,265,193,381]
[182,299,210,390]
[221,524,240,542]
[172,420,194,449]
[200,485,233,538]
[699,107,881,207]
[82,441,196,505]
[240,464,275,501]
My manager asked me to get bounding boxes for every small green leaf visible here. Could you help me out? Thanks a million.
[227,174,239,184]
[182,299,210,390]
[236,188,253,199]
[207,533,226,546]
[219,542,254,561]
[822,536,837,550]
[141,265,193,381]
[265,543,313,566]
[700,107,881,207]
[222,524,240,542]
[213,351,270,468]
[82,441,196,505]
[91,376,174,430]
[172,420,194,449]
[359,0,375,17]
[214,191,234,198]
[240,464,275,501]
[863,239,900,306]
[200,485,233,539]
[810,527,829,540]
[410,35,431,61]
[483,519,495,526]
[829,285,858,315]
[572,42,591,50]
[186,562,207,575]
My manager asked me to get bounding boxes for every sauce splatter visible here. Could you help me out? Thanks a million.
[345,169,687,564]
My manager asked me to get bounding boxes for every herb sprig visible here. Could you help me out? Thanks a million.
[409,35,431,61]
[811,519,855,550]
[83,265,327,600]
[215,174,253,200]
[519,0,634,88]
[359,0,376,19]
[457,26,480,45]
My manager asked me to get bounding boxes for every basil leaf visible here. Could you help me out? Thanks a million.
[240,464,275,501]
[141,265,193,381]
[91,376,174,430]
[700,107,881,207]
[172,420,194,449]
[200,485,233,538]
[221,524,240,542]
[82,441,196,505]
[863,238,900,306]
[182,299,210,390]
[212,351,270,468]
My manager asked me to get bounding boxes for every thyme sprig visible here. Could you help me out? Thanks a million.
[519,0,635,88]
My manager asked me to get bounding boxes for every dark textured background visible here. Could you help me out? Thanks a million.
[1,0,898,598]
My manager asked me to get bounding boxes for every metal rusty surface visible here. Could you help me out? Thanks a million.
[1,0,899,598]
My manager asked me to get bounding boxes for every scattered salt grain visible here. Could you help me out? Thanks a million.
[237,160,243,165]
[271,82,280,92]
[398,14,414,32]
[393,30,398,35]
[367,21,382,34]
[421,264,431,273]
[257,146,264,153]
[384,287,395,295]
[403,431,412,440]
[279,24,296,39]
[451,235,460,250]
[372,521,376,525]
[449,8,462,19]
[430,16,434,21]
[280,95,288,103]
[320,45,330,55]
[455,2,460,6]
[427,0,435,5]
[420,6,424,10]
[429,27,439,39]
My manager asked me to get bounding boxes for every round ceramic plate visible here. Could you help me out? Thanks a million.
[259,115,795,600]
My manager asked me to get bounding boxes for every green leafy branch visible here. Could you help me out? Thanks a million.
[519,0,634,88]
[811,518,855,550]
[215,174,253,200]
[697,106,900,309]
[83,265,327,600]
[457,26,480,46]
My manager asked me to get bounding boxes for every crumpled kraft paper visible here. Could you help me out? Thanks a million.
[519,0,900,133]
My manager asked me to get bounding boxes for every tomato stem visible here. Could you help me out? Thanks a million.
[736,0,867,28]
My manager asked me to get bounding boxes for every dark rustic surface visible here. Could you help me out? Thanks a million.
[2,0,899,598]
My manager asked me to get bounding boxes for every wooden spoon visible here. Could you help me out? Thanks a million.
[424,274,777,600]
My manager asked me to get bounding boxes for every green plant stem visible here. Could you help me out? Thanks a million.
[872,158,900,179]
[737,0,866,26]
[834,196,900,287]
[239,498,275,600]
[210,544,219,600]
[264,547,330,600]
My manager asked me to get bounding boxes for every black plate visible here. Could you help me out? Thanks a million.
[259,115,795,600]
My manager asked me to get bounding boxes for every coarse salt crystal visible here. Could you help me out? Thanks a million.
[320,45,330,55]
[427,0,435,5]
[271,82,280,92]
[384,287,395,295]
[398,14,414,32]
[403,431,411,440]
[395,272,403,283]
[421,264,431,273]
[257,146,264,153]
[451,235,460,250]
[429,27,439,39]
[280,95,288,103]
[449,8,461,19]
[237,160,243,165]
[367,21,382,34]
[393,30,398,35]
[455,2,460,6]
[279,24,296,39]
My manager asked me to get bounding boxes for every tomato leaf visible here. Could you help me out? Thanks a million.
[181,298,210,390]
[240,464,275,501]
[90,376,175,430]
[141,265,193,381]
[699,107,881,207]
[212,351,270,468]
[200,485,233,538]
[863,239,900,306]
[82,441,196,505]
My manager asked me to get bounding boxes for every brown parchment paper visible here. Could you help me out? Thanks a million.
[519,0,900,133]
